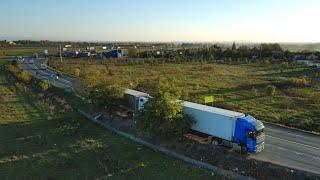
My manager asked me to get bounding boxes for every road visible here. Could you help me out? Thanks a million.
[19,59,320,175]
[19,59,73,91]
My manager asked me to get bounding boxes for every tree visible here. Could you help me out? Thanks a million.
[135,80,194,138]
[232,41,236,50]
[87,78,125,111]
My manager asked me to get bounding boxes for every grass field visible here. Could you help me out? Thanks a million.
[50,60,320,133]
[0,47,58,60]
[0,69,217,179]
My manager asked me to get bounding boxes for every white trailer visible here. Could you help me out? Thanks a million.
[124,89,149,112]
[182,101,244,141]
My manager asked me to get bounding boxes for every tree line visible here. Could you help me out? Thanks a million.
[134,43,320,62]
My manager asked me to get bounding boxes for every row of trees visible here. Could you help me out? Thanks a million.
[135,43,320,62]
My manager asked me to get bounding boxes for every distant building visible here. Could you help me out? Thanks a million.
[87,46,95,51]
[9,41,16,45]
[65,45,72,48]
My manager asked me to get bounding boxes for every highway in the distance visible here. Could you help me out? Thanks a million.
[19,59,320,175]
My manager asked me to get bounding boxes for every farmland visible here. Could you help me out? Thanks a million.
[0,64,217,179]
[49,59,320,133]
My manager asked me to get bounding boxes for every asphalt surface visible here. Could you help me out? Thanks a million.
[19,59,320,175]
[19,59,73,91]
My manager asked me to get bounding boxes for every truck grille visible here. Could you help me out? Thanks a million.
[256,133,265,144]
[256,143,264,153]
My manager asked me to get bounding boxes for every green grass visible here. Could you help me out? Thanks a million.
[50,60,320,132]
[0,47,54,59]
[0,72,218,179]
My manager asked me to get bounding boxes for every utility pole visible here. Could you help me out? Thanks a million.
[59,45,63,62]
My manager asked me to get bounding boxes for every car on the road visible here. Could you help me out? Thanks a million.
[16,56,24,62]
[50,74,59,80]
[40,63,47,70]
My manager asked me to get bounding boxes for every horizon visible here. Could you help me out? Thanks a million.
[1,0,320,43]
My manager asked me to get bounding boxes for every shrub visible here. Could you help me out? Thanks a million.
[88,79,125,111]
[135,80,194,139]
[5,65,20,74]
[11,60,18,66]
[39,81,49,91]
[17,70,32,83]
[266,85,276,96]
[251,87,259,96]
[281,61,289,69]
[291,78,309,87]
[74,68,81,77]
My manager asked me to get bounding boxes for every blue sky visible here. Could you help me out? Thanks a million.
[1,0,320,42]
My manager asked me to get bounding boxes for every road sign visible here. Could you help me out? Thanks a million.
[204,96,214,104]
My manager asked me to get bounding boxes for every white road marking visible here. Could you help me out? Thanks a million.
[266,135,320,151]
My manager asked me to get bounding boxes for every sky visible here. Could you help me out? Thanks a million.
[1,0,320,42]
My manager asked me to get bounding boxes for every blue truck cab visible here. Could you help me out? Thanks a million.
[234,115,265,153]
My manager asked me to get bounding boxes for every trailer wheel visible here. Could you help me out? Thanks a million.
[127,111,134,118]
[212,140,219,146]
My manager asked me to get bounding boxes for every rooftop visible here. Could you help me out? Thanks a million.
[125,89,149,97]
[182,101,245,118]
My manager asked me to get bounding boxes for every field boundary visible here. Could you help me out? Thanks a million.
[77,109,254,180]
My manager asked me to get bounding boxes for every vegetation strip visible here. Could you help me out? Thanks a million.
[77,109,254,180]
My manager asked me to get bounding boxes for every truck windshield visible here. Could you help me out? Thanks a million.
[248,129,264,139]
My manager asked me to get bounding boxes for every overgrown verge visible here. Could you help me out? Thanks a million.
[1,63,218,179]
[49,59,320,133]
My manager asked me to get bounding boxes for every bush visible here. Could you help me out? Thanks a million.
[74,68,81,77]
[135,80,194,139]
[266,85,276,96]
[291,78,309,87]
[88,79,125,111]
[5,65,20,74]
[17,70,32,83]
[281,61,289,69]
[11,60,18,66]
[251,87,259,96]
[39,81,49,91]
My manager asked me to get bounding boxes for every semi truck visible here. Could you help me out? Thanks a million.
[182,101,265,153]
[124,89,265,153]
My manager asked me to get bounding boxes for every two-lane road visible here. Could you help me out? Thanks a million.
[19,60,73,91]
[19,59,320,175]
[253,125,320,174]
